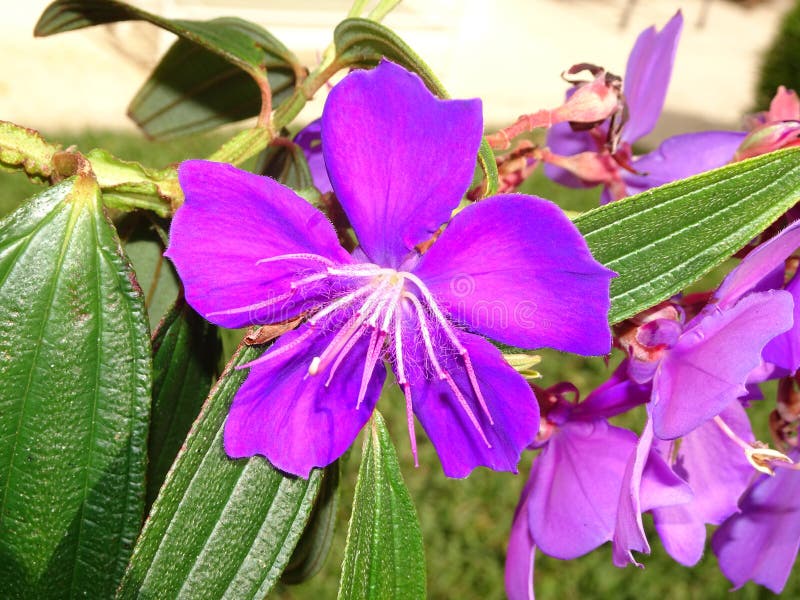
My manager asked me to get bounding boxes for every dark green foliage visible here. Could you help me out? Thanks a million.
[755,0,800,109]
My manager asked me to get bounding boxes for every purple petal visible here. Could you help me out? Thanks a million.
[527,420,637,559]
[400,328,539,478]
[224,320,386,477]
[571,360,651,421]
[413,194,615,354]
[713,450,800,593]
[505,478,536,600]
[651,503,706,567]
[612,418,654,567]
[294,119,332,194]
[652,289,794,439]
[716,218,800,308]
[623,131,746,196]
[166,160,352,328]
[763,271,800,372]
[543,123,598,189]
[621,11,683,144]
[651,401,754,566]
[322,60,483,267]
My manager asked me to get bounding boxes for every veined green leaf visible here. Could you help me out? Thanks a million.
[147,299,219,509]
[118,343,321,599]
[128,19,299,139]
[0,176,151,597]
[35,2,302,137]
[575,147,800,324]
[333,18,447,98]
[338,411,425,600]
[282,462,341,585]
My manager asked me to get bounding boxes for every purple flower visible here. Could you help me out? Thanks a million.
[505,369,652,599]
[545,11,747,202]
[293,119,332,194]
[713,450,800,593]
[166,60,614,478]
[611,220,800,566]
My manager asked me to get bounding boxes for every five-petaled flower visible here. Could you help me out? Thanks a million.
[166,60,614,478]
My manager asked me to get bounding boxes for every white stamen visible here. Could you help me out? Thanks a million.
[256,253,335,267]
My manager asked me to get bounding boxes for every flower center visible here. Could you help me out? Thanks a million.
[240,254,495,464]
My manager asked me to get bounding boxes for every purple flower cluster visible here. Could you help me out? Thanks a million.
[504,12,800,598]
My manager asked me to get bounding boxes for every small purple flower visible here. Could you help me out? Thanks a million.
[166,60,614,478]
[505,369,652,599]
[713,450,800,593]
[545,11,747,202]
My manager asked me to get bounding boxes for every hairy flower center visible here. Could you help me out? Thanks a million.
[240,254,495,464]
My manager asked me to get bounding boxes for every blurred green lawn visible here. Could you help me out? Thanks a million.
[0,130,796,599]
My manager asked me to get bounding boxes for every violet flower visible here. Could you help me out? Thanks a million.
[713,450,800,593]
[505,370,649,600]
[166,60,614,478]
[612,220,800,566]
[545,11,746,202]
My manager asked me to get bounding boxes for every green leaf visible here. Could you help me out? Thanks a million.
[338,411,425,600]
[118,343,322,599]
[117,214,178,330]
[147,298,220,509]
[128,19,299,139]
[333,18,447,99]
[574,147,800,324]
[282,462,341,585]
[35,2,302,136]
[0,120,61,182]
[0,176,151,597]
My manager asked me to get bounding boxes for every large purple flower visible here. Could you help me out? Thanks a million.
[166,60,614,478]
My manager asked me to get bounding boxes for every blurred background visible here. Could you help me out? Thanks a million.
[2,1,800,598]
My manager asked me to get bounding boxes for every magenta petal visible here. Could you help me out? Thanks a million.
[651,504,706,566]
[294,119,332,194]
[621,11,683,144]
[401,329,539,478]
[651,401,754,566]
[612,418,654,567]
[716,218,800,308]
[527,420,637,559]
[572,360,651,421]
[652,289,794,439]
[623,131,746,196]
[712,451,800,593]
[544,123,598,189]
[322,60,483,267]
[223,322,386,477]
[763,271,800,372]
[505,478,536,600]
[166,160,352,328]
[414,194,614,353]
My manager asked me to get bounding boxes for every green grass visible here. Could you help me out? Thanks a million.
[1,130,796,599]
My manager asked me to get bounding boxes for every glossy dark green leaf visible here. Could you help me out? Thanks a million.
[0,176,151,597]
[257,137,316,193]
[338,411,425,600]
[117,214,178,330]
[333,18,448,99]
[147,298,220,509]
[574,147,800,324]
[35,2,302,137]
[128,19,298,139]
[282,462,340,584]
[118,343,322,599]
